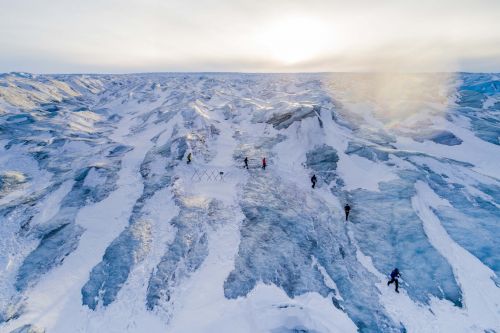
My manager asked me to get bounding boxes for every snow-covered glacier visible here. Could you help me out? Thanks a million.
[0,72,499,333]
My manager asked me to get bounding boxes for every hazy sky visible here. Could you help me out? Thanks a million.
[1,0,499,73]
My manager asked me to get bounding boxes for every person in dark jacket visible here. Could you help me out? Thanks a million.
[387,268,401,293]
[187,152,192,164]
[311,174,317,188]
[344,204,351,221]
[262,157,266,170]
[244,157,249,169]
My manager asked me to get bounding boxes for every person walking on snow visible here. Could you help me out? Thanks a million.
[344,204,351,221]
[262,157,266,170]
[187,152,192,164]
[311,174,317,189]
[387,268,401,293]
[244,157,249,169]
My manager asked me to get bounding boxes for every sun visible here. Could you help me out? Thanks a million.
[259,16,333,65]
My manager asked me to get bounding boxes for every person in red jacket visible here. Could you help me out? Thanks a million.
[262,157,266,170]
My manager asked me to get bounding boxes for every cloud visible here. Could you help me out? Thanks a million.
[0,0,499,73]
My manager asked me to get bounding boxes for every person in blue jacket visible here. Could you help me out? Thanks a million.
[344,204,351,221]
[387,268,401,293]
[311,174,317,188]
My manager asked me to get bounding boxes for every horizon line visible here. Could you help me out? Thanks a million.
[2,70,499,76]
